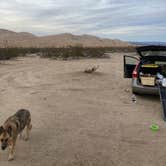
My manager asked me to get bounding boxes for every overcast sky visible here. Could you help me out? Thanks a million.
[0,0,165,41]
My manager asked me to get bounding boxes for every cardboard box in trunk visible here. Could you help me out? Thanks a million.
[140,76,156,86]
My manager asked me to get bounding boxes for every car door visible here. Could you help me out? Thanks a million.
[124,55,139,78]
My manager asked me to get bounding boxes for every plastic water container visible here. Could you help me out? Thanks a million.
[157,73,164,80]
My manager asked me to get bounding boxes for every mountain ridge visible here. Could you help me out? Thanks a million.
[0,29,133,48]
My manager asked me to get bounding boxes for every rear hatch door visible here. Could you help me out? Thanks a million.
[136,45,166,58]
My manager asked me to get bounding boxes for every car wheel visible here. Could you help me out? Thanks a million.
[132,90,140,95]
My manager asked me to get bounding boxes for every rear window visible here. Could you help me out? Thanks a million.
[155,61,166,65]
[141,51,166,56]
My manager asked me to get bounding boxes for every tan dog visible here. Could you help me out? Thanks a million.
[84,65,100,73]
[0,109,32,161]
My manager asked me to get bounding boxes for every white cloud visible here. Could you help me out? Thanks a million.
[0,0,166,41]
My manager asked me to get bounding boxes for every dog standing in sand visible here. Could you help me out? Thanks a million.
[0,109,32,161]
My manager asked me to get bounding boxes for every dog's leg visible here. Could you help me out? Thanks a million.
[19,132,23,139]
[8,139,16,161]
[8,145,14,161]
[24,121,32,141]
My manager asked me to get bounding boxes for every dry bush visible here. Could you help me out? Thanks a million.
[39,46,105,59]
[0,46,136,61]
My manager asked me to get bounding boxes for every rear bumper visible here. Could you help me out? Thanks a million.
[132,79,159,95]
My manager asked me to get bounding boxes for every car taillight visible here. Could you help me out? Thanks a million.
[132,62,140,78]
[132,70,138,78]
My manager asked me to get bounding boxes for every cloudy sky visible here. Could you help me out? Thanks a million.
[0,0,165,41]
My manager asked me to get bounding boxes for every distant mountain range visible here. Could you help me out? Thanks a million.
[0,29,133,48]
[130,41,166,46]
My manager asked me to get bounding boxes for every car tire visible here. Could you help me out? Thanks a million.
[132,90,140,95]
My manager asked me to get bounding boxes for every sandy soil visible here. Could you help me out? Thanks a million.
[0,53,165,166]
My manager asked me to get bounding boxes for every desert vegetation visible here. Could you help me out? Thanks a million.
[0,46,136,60]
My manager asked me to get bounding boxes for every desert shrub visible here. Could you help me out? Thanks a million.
[0,47,42,60]
[39,48,67,59]
[0,48,20,60]
[0,46,136,60]
[83,47,105,58]
[71,45,84,58]
[40,46,106,59]
[105,46,136,52]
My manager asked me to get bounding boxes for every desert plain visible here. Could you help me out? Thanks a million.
[0,53,165,166]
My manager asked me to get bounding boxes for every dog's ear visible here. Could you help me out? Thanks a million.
[0,126,4,134]
[7,126,12,137]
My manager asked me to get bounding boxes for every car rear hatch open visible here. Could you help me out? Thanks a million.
[136,46,166,86]
[136,45,166,58]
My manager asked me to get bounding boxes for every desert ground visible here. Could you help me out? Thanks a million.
[0,53,166,166]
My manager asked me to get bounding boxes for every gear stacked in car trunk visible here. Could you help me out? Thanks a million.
[139,64,160,86]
